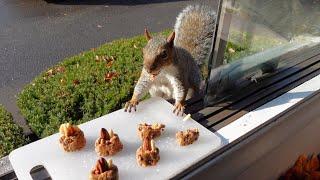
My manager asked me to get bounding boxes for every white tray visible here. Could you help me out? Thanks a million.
[9,97,222,180]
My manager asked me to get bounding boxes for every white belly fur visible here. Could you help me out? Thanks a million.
[149,75,174,100]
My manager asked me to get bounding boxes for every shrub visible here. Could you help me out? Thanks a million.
[0,105,29,158]
[17,30,171,138]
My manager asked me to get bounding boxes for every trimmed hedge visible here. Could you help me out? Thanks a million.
[0,105,29,158]
[17,30,171,138]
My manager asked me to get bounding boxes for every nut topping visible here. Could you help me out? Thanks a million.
[96,158,107,174]
[138,123,165,140]
[59,123,81,137]
[95,128,123,156]
[100,128,110,140]
[59,123,86,152]
[90,158,119,180]
[176,128,199,146]
[136,137,160,167]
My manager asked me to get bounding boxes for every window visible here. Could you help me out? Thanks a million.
[205,0,320,105]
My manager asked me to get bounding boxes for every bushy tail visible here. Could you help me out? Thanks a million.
[174,5,216,66]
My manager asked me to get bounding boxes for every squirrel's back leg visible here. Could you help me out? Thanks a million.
[186,72,201,100]
[186,84,201,100]
[186,88,195,100]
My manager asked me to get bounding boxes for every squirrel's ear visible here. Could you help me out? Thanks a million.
[144,28,152,41]
[167,31,175,47]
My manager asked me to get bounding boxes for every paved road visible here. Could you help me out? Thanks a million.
[0,0,216,133]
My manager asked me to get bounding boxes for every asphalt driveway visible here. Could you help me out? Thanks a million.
[0,0,216,133]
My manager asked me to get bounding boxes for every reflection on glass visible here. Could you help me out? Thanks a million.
[205,0,320,105]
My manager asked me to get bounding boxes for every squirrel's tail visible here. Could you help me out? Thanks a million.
[174,5,216,66]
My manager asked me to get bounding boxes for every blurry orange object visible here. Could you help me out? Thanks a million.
[281,154,320,180]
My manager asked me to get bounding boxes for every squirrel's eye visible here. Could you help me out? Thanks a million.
[160,51,168,59]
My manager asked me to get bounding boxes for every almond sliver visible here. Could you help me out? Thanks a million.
[183,114,191,121]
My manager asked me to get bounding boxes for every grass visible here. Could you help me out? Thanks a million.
[0,105,29,158]
[17,30,171,138]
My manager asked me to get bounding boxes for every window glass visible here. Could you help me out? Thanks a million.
[205,0,320,104]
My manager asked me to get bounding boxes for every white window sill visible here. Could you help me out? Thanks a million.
[210,73,320,152]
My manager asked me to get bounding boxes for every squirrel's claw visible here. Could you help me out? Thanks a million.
[124,99,139,113]
[173,102,185,116]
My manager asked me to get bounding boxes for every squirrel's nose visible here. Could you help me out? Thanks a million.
[150,64,156,71]
[144,63,156,73]
[146,66,156,73]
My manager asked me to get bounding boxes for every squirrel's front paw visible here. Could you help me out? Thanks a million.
[173,102,185,116]
[124,98,139,113]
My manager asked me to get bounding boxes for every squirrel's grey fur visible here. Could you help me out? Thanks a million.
[132,5,216,104]
[174,5,216,66]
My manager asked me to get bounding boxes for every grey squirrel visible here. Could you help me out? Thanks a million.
[124,5,216,115]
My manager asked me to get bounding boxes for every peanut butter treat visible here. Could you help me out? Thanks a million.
[136,138,160,167]
[95,128,123,156]
[176,128,199,146]
[59,123,86,152]
[138,123,165,140]
[89,158,119,180]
